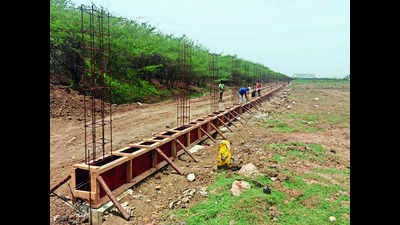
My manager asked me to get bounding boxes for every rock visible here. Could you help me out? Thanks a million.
[169,200,181,209]
[183,188,196,197]
[199,187,208,197]
[238,163,261,177]
[187,173,195,182]
[132,194,143,199]
[269,206,283,217]
[329,216,336,222]
[313,97,319,101]
[155,185,161,190]
[230,185,241,196]
[230,180,251,196]
[313,105,319,108]
[181,197,190,203]
[270,177,277,181]
[137,102,143,106]
[263,186,271,194]
[146,199,151,203]
[287,105,291,109]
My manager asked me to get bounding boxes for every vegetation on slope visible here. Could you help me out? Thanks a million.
[50,0,291,104]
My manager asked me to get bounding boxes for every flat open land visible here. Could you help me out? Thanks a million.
[50,80,350,225]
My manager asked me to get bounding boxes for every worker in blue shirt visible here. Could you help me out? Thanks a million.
[238,87,250,104]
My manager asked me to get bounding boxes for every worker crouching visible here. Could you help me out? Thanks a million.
[217,140,241,171]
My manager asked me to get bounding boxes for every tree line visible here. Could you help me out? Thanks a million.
[50,0,292,104]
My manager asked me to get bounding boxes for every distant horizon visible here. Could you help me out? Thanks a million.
[69,0,349,79]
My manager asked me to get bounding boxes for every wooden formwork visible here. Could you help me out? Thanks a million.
[70,84,285,208]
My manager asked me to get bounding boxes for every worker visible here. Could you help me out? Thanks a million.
[238,87,250,104]
[217,140,232,169]
[256,81,262,96]
[218,80,224,102]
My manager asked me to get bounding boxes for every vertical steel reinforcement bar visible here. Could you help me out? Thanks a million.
[177,43,191,126]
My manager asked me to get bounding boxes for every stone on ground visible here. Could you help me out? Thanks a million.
[238,163,261,177]
[230,180,251,196]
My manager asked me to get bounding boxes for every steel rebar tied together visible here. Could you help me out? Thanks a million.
[231,59,241,105]
[80,4,112,166]
[177,43,191,126]
[209,53,219,112]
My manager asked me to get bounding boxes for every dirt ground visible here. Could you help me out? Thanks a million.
[49,81,350,225]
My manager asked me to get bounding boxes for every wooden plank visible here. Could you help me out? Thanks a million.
[73,190,92,200]
[90,171,99,203]
[249,101,261,111]
[96,156,130,174]
[155,148,184,175]
[96,176,131,220]
[171,139,177,158]
[127,160,132,181]
[72,163,100,171]
[50,175,71,194]
[199,127,217,143]
[152,150,158,168]
[209,123,227,140]
[242,105,254,114]
[216,117,234,131]
[229,111,246,124]
[176,139,199,162]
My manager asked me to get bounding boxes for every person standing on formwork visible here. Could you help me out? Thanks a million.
[256,81,262,96]
[238,87,250,104]
[218,81,225,102]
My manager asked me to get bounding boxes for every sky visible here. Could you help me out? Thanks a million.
[70,0,349,78]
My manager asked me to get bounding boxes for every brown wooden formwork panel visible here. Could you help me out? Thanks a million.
[71,154,131,206]
[71,128,219,208]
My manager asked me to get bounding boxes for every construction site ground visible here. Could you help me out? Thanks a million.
[50,80,350,225]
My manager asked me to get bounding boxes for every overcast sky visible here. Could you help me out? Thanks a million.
[70,0,349,78]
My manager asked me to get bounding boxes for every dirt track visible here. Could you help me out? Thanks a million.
[50,86,257,177]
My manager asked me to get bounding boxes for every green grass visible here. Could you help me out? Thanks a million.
[174,173,277,225]
[264,142,328,163]
[313,168,350,177]
[264,120,297,133]
[168,140,349,225]
[282,112,350,132]
[172,169,349,225]
[265,113,335,133]
[264,142,306,150]
[274,153,285,163]
[266,142,327,164]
